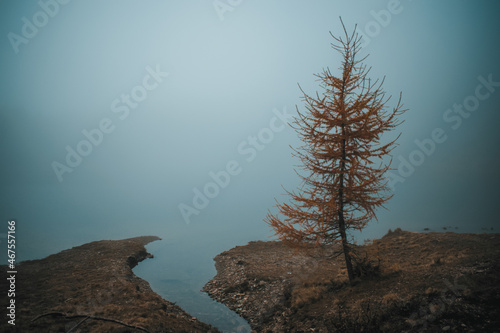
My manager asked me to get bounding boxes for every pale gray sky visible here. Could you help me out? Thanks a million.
[1,0,500,264]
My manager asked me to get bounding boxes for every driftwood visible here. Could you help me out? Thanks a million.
[32,312,151,333]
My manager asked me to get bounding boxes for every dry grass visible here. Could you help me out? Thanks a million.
[291,284,328,308]
[206,229,500,332]
[0,236,219,333]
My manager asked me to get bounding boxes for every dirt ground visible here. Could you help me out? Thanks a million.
[204,229,500,332]
[0,236,219,333]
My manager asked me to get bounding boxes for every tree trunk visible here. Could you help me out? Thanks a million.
[338,129,355,283]
[338,80,355,284]
[339,210,355,283]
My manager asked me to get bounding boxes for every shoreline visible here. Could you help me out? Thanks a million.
[204,230,500,332]
[0,236,219,332]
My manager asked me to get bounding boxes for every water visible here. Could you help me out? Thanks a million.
[133,238,252,333]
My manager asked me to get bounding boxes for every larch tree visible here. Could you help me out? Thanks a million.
[265,20,406,283]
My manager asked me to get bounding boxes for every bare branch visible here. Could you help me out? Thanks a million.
[265,17,406,284]
[32,312,151,333]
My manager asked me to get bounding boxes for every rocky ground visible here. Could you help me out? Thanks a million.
[0,236,219,333]
[204,229,500,332]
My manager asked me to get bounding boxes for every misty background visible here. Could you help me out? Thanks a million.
[1,0,500,330]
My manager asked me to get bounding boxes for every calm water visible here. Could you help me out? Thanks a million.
[132,223,498,332]
[133,238,252,333]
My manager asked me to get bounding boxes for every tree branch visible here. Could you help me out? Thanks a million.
[31,312,151,333]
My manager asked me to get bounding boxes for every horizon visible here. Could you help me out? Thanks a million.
[1,0,499,294]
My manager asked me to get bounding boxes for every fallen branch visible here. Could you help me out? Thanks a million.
[32,312,151,333]
[66,315,89,333]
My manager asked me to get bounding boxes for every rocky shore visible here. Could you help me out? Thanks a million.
[204,229,500,332]
[0,236,219,332]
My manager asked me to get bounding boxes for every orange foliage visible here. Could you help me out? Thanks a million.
[265,19,406,282]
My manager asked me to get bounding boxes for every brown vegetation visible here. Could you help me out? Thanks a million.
[204,229,500,332]
[266,20,406,283]
[0,236,218,333]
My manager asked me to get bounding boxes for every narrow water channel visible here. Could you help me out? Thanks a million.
[133,240,251,333]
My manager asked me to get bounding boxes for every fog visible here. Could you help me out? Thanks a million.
[1,0,500,330]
